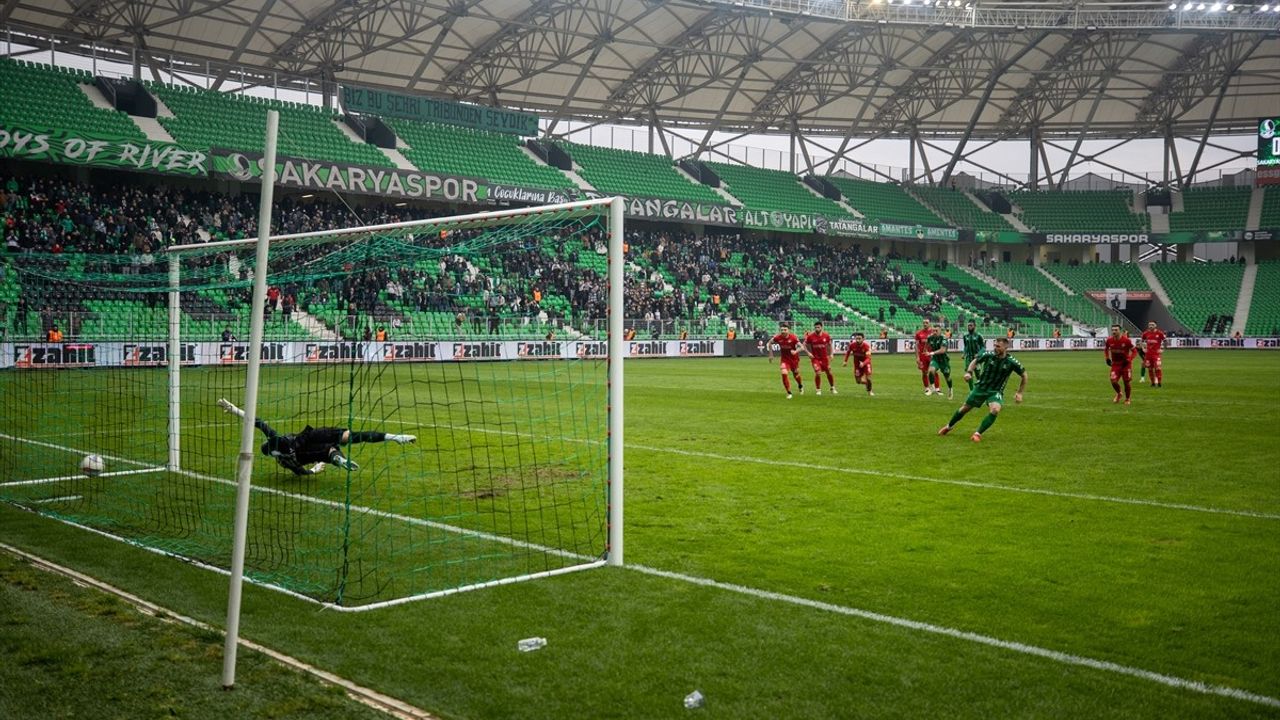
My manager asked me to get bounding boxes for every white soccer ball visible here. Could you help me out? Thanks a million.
[81,454,105,477]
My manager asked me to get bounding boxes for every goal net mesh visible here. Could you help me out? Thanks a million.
[0,203,614,609]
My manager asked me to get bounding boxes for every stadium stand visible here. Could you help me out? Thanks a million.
[149,83,393,167]
[1007,190,1148,233]
[704,162,849,217]
[890,259,1058,336]
[1151,261,1244,334]
[386,120,573,190]
[912,186,1015,232]
[983,262,1112,328]
[1168,186,1253,232]
[557,142,723,205]
[1042,262,1150,295]
[0,58,145,140]
[1245,259,1280,336]
[1258,186,1280,228]
[826,176,948,225]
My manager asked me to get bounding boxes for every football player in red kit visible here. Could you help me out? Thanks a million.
[1139,321,1166,387]
[1104,325,1139,405]
[842,332,874,395]
[770,323,806,399]
[914,319,941,395]
[804,321,837,395]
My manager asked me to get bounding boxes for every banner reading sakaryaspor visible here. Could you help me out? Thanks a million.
[209,148,577,205]
[0,124,208,177]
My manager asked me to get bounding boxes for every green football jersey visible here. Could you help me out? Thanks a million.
[972,351,1025,393]
[926,334,948,354]
[962,331,984,359]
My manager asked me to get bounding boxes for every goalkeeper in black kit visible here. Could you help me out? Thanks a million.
[217,398,416,475]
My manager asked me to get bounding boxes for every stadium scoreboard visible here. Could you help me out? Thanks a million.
[1260,117,1280,167]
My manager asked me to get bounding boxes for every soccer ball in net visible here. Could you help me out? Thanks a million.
[80,454,105,477]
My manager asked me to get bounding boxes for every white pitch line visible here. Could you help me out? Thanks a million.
[0,433,159,468]
[0,542,438,720]
[0,468,166,488]
[629,564,1280,709]
[630,444,1280,521]
[21,422,224,440]
[359,418,1279,521]
[7,459,1278,710]
[31,495,81,504]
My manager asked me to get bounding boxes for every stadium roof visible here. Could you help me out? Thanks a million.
[3,0,1278,147]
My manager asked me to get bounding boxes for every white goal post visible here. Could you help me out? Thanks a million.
[161,110,624,684]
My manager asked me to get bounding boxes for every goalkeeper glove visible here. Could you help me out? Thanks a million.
[217,398,246,418]
[331,454,360,472]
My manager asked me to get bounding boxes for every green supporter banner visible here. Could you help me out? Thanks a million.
[209,149,577,205]
[973,229,1278,244]
[341,86,539,137]
[741,208,821,234]
[0,124,208,177]
[817,216,878,239]
[878,222,961,241]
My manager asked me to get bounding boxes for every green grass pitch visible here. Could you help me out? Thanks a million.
[1,350,1278,718]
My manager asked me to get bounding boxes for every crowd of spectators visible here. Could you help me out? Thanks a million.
[2,172,1055,339]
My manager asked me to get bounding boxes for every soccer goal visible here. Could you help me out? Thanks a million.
[0,195,625,612]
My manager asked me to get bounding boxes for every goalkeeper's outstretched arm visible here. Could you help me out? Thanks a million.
[217,398,279,439]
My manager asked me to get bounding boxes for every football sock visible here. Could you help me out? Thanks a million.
[794,375,803,390]
[1124,382,1131,399]
[825,370,835,387]
[1155,369,1162,384]
[814,374,822,389]
[934,377,941,390]
[782,375,791,392]
[944,376,953,389]
[349,431,385,443]
[978,413,998,433]
[1140,366,1146,379]
[922,373,930,388]
[1111,380,1121,393]
[947,409,966,427]
[864,379,872,393]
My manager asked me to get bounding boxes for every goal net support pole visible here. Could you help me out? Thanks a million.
[608,196,624,567]
[168,254,180,472]
[222,109,279,690]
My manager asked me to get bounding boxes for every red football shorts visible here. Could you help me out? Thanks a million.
[780,355,800,372]
[1110,364,1132,383]
[854,360,872,378]
[916,354,930,372]
[810,356,831,372]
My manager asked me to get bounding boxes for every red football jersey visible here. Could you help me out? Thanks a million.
[845,340,872,362]
[1141,329,1165,354]
[1105,336,1136,366]
[804,331,832,359]
[914,328,932,356]
[772,332,801,356]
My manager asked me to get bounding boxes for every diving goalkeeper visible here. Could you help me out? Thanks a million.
[217,398,416,475]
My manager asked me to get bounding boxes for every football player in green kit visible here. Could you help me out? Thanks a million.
[925,325,954,400]
[937,336,1027,443]
[961,320,984,389]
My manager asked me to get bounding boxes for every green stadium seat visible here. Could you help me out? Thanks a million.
[825,176,947,225]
